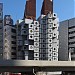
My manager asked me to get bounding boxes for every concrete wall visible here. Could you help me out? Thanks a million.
[59,20,68,61]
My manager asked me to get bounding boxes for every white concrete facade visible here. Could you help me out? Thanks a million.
[17,12,59,61]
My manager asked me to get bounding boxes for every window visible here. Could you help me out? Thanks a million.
[24,26,26,28]
[35,22,38,24]
[24,46,26,49]
[69,41,75,45]
[69,26,75,29]
[49,54,51,56]
[30,25,32,27]
[50,34,51,37]
[35,58,38,60]
[54,34,56,36]
[30,35,32,38]
[24,31,26,33]
[49,44,52,47]
[11,52,16,55]
[11,41,16,44]
[49,20,52,22]
[11,36,16,39]
[0,13,1,16]
[5,33,7,37]
[54,48,56,50]
[5,29,6,32]
[43,40,45,42]
[69,31,75,34]
[35,53,38,56]
[5,40,7,43]
[0,20,3,23]
[49,30,51,32]
[43,45,45,47]
[54,24,56,26]
[49,40,51,42]
[43,55,45,57]
[54,14,56,16]
[11,47,16,50]
[54,53,56,55]
[5,46,8,48]
[11,28,16,33]
[69,36,75,39]
[30,30,32,33]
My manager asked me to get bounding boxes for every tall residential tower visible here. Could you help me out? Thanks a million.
[0,3,3,59]
[17,0,59,61]
[3,15,17,60]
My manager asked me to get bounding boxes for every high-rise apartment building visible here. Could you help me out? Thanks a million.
[24,0,36,20]
[39,13,59,61]
[16,19,40,60]
[59,18,75,61]
[41,0,53,15]
[0,3,3,59]
[3,15,17,60]
[16,12,59,61]
[16,0,59,61]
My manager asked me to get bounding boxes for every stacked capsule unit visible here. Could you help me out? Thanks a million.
[20,19,34,60]
[34,21,39,60]
[39,15,47,60]
[28,23,34,60]
[0,3,3,59]
[21,22,28,60]
[46,13,59,61]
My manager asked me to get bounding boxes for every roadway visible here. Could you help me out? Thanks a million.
[0,60,75,72]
